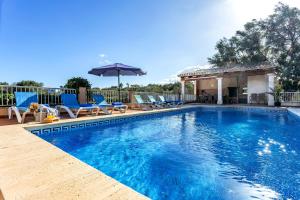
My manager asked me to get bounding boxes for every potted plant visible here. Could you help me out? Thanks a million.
[270,84,283,107]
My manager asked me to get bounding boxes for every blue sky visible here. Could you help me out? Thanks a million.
[0,0,299,88]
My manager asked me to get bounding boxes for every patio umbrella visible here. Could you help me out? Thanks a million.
[88,63,146,101]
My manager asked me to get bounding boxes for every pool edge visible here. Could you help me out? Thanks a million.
[1,105,292,199]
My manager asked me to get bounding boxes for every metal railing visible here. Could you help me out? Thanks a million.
[87,89,185,103]
[183,94,197,102]
[281,92,300,103]
[0,85,76,106]
[163,91,181,101]
[87,88,197,104]
[87,89,130,103]
[134,91,181,102]
[249,93,268,105]
[134,91,197,102]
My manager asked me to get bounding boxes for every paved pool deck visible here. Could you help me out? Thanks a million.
[287,107,300,118]
[0,109,153,200]
[0,105,299,200]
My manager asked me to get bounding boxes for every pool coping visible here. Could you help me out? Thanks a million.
[287,107,300,119]
[0,105,297,199]
[1,110,160,200]
[24,104,290,134]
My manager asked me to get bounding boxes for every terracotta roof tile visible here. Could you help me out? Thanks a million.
[178,64,275,77]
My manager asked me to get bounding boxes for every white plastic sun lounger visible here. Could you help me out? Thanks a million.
[8,92,58,123]
[55,94,103,118]
[134,95,154,110]
[93,94,128,114]
[147,95,164,108]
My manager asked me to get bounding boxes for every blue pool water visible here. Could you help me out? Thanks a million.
[37,108,300,200]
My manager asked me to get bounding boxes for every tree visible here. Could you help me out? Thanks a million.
[0,82,9,85]
[14,80,43,87]
[208,37,238,67]
[64,77,91,91]
[208,3,300,90]
[101,82,194,94]
[263,3,300,90]
[235,20,268,64]
[208,20,267,66]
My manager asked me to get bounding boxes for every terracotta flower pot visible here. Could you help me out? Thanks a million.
[274,102,281,107]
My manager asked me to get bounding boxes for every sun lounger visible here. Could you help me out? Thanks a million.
[147,95,164,108]
[158,95,183,107]
[56,94,102,118]
[8,92,58,123]
[134,95,154,110]
[93,94,128,113]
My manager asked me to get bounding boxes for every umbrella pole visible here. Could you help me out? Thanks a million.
[118,70,120,102]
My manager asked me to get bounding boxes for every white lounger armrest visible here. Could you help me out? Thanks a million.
[55,105,104,118]
[39,104,59,116]
[55,105,76,118]
[112,104,128,113]
[8,106,31,123]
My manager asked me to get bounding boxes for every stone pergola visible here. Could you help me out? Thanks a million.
[178,64,276,106]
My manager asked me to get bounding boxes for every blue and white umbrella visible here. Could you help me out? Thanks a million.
[88,63,146,101]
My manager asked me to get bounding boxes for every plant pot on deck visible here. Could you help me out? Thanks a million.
[274,102,281,107]
[34,112,47,122]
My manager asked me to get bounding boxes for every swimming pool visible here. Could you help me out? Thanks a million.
[34,107,300,200]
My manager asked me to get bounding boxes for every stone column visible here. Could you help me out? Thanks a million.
[267,73,275,106]
[128,90,134,104]
[181,80,185,102]
[194,80,199,102]
[78,87,87,104]
[193,81,197,95]
[216,77,223,104]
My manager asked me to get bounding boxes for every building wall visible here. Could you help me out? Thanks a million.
[247,75,267,102]
[198,76,247,96]
[195,75,268,103]
[198,79,217,90]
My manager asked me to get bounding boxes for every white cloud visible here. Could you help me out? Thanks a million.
[98,53,111,65]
